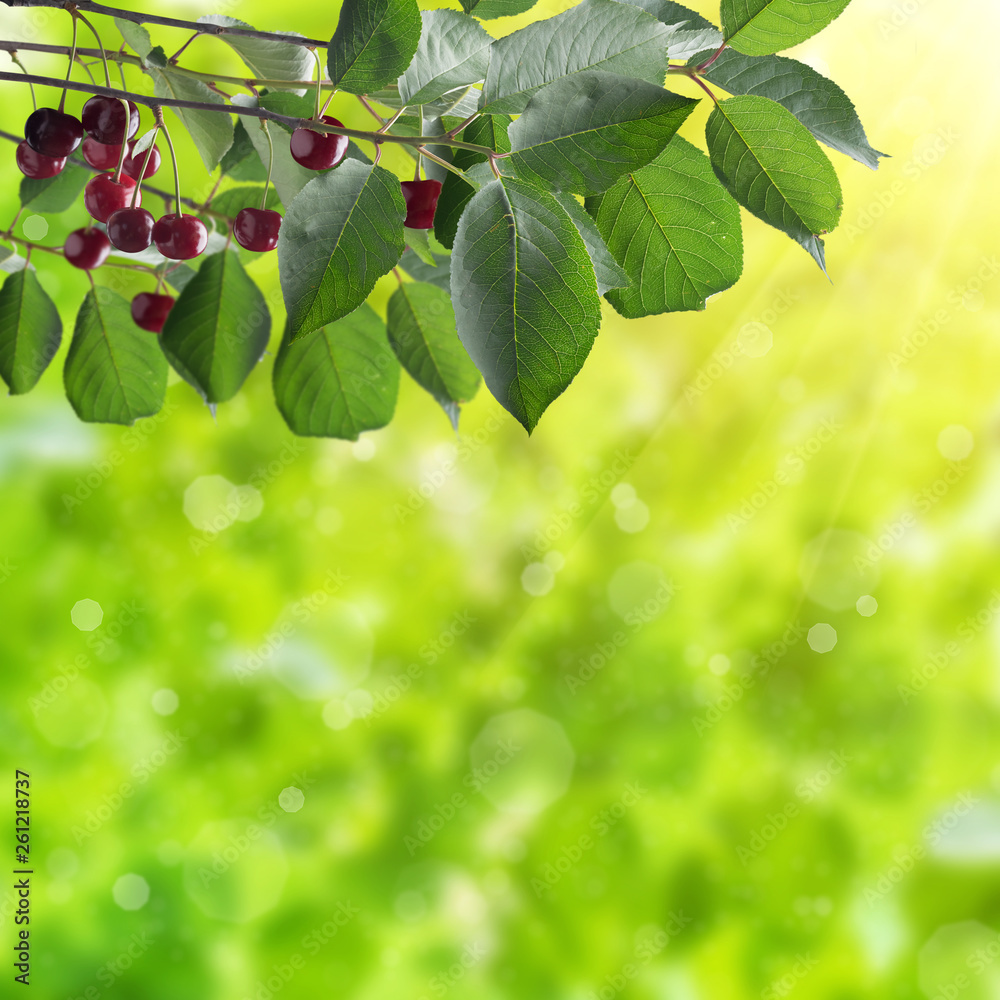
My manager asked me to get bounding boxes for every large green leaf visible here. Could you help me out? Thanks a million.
[160,251,270,404]
[0,269,61,395]
[461,0,538,20]
[19,159,90,213]
[327,0,422,95]
[705,95,842,252]
[585,137,742,317]
[387,281,481,428]
[698,48,885,169]
[63,288,167,424]
[144,50,234,170]
[720,0,852,56]
[552,192,629,297]
[508,71,697,195]
[451,177,601,432]
[198,15,312,95]
[480,0,673,115]
[115,17,152,58]
[615,0,723,60]
[272,306,399,439]
[398,10,492,106]
[278,161,406,342]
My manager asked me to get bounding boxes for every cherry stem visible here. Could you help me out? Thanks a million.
[687,71,720,106]
[378,108,405,134]
[259,120,274,211]
[131,126,159,208]
[417,145,467,183]
[319,91,335,118]
[9,53,37,110]
[58,11,79,113]
[74,11,111,88]
[155,107,183,215]
[114,99,130,183]
[413,153,421,182]
[357,94,384,125]
[169,32,201,64]
[488,155,501,180]
[697,41,728,73]
[310,48,323,121]
[446,112,480,139]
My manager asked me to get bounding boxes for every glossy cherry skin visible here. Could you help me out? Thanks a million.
[234,208,281,252]
[82,136,124,171]
[131,292,175,333]
[289,115,348,170]
[122,143,161,180]
[107,207,155,253]
[16,140,65,178]
[84,172,139,223]
[64,227,111,270]
[400,179,443,229]
[82,97,139,145]
[24,107,84,157]
[152,214,208,260]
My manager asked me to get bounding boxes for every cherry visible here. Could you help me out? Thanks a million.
[152,214,208,260]
[234,208,282,252]
[84,172,139,223]
[82,136,124,171]
[64,227,111,270]
[400,179,443,229]
[123,143,161,181]
[24,107,83,157]
[289,116,348,171]
[82,97,139,145]
[131,292,175,333]
[107,207,155,253]
[15,140,65,179]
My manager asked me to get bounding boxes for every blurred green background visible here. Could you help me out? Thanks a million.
[2,1,998,998]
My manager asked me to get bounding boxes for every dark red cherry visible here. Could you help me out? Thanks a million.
[16,140,65,178]
[131,292,175,333]
[82,97,139,145]
[84,172,139,223]
[82,136,124,170]
[289,115,348,171]
[123,143,161,180]
[64,227,111,270]
[107,207,155,253]
[152,214,208,260]
[233,208,282,252]
[24,107,83,157]
[400,179,443,229]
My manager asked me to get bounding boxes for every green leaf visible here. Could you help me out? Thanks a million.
[481,0,673,115]
[585,136,742,316]
[63,288,167,424]
[0,269,62,395]
[144,59,234,170]
[327,0,422,96]
[160,251,270,404]
[273,306,399,439]
[18,159,90,213]
[398,10,492,106]
[198,15,313,95]
[698,48,886,169]
[387,281,480,428]
[115,17,152,58]
[720,0,852,56]
[403,227,436,266]
[207,185,282,221]
[461,0,539,20]
[705,95,842,252]
[451,177,601,432]
[400,248,451,290]
[616,0,723,59]
[552,192,629,297]
[278,161,406,342]
[508,71,697,195]
[219,120,268,181]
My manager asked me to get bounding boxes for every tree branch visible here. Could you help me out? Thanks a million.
[0,0,328,48]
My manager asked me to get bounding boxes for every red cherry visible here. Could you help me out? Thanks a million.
[123,143,161,181]
[82,136,124,171]
[152,214,208,260]
[24,107,83,157]
[234,208,282,252]
[289,115,348,171]
[131,292,175,333]
[107,207,155,253]
[400,179,443,229]
[82,97,139,145]
[16,140,65,179]
[64,227,111,270]
[84,172,139,223]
